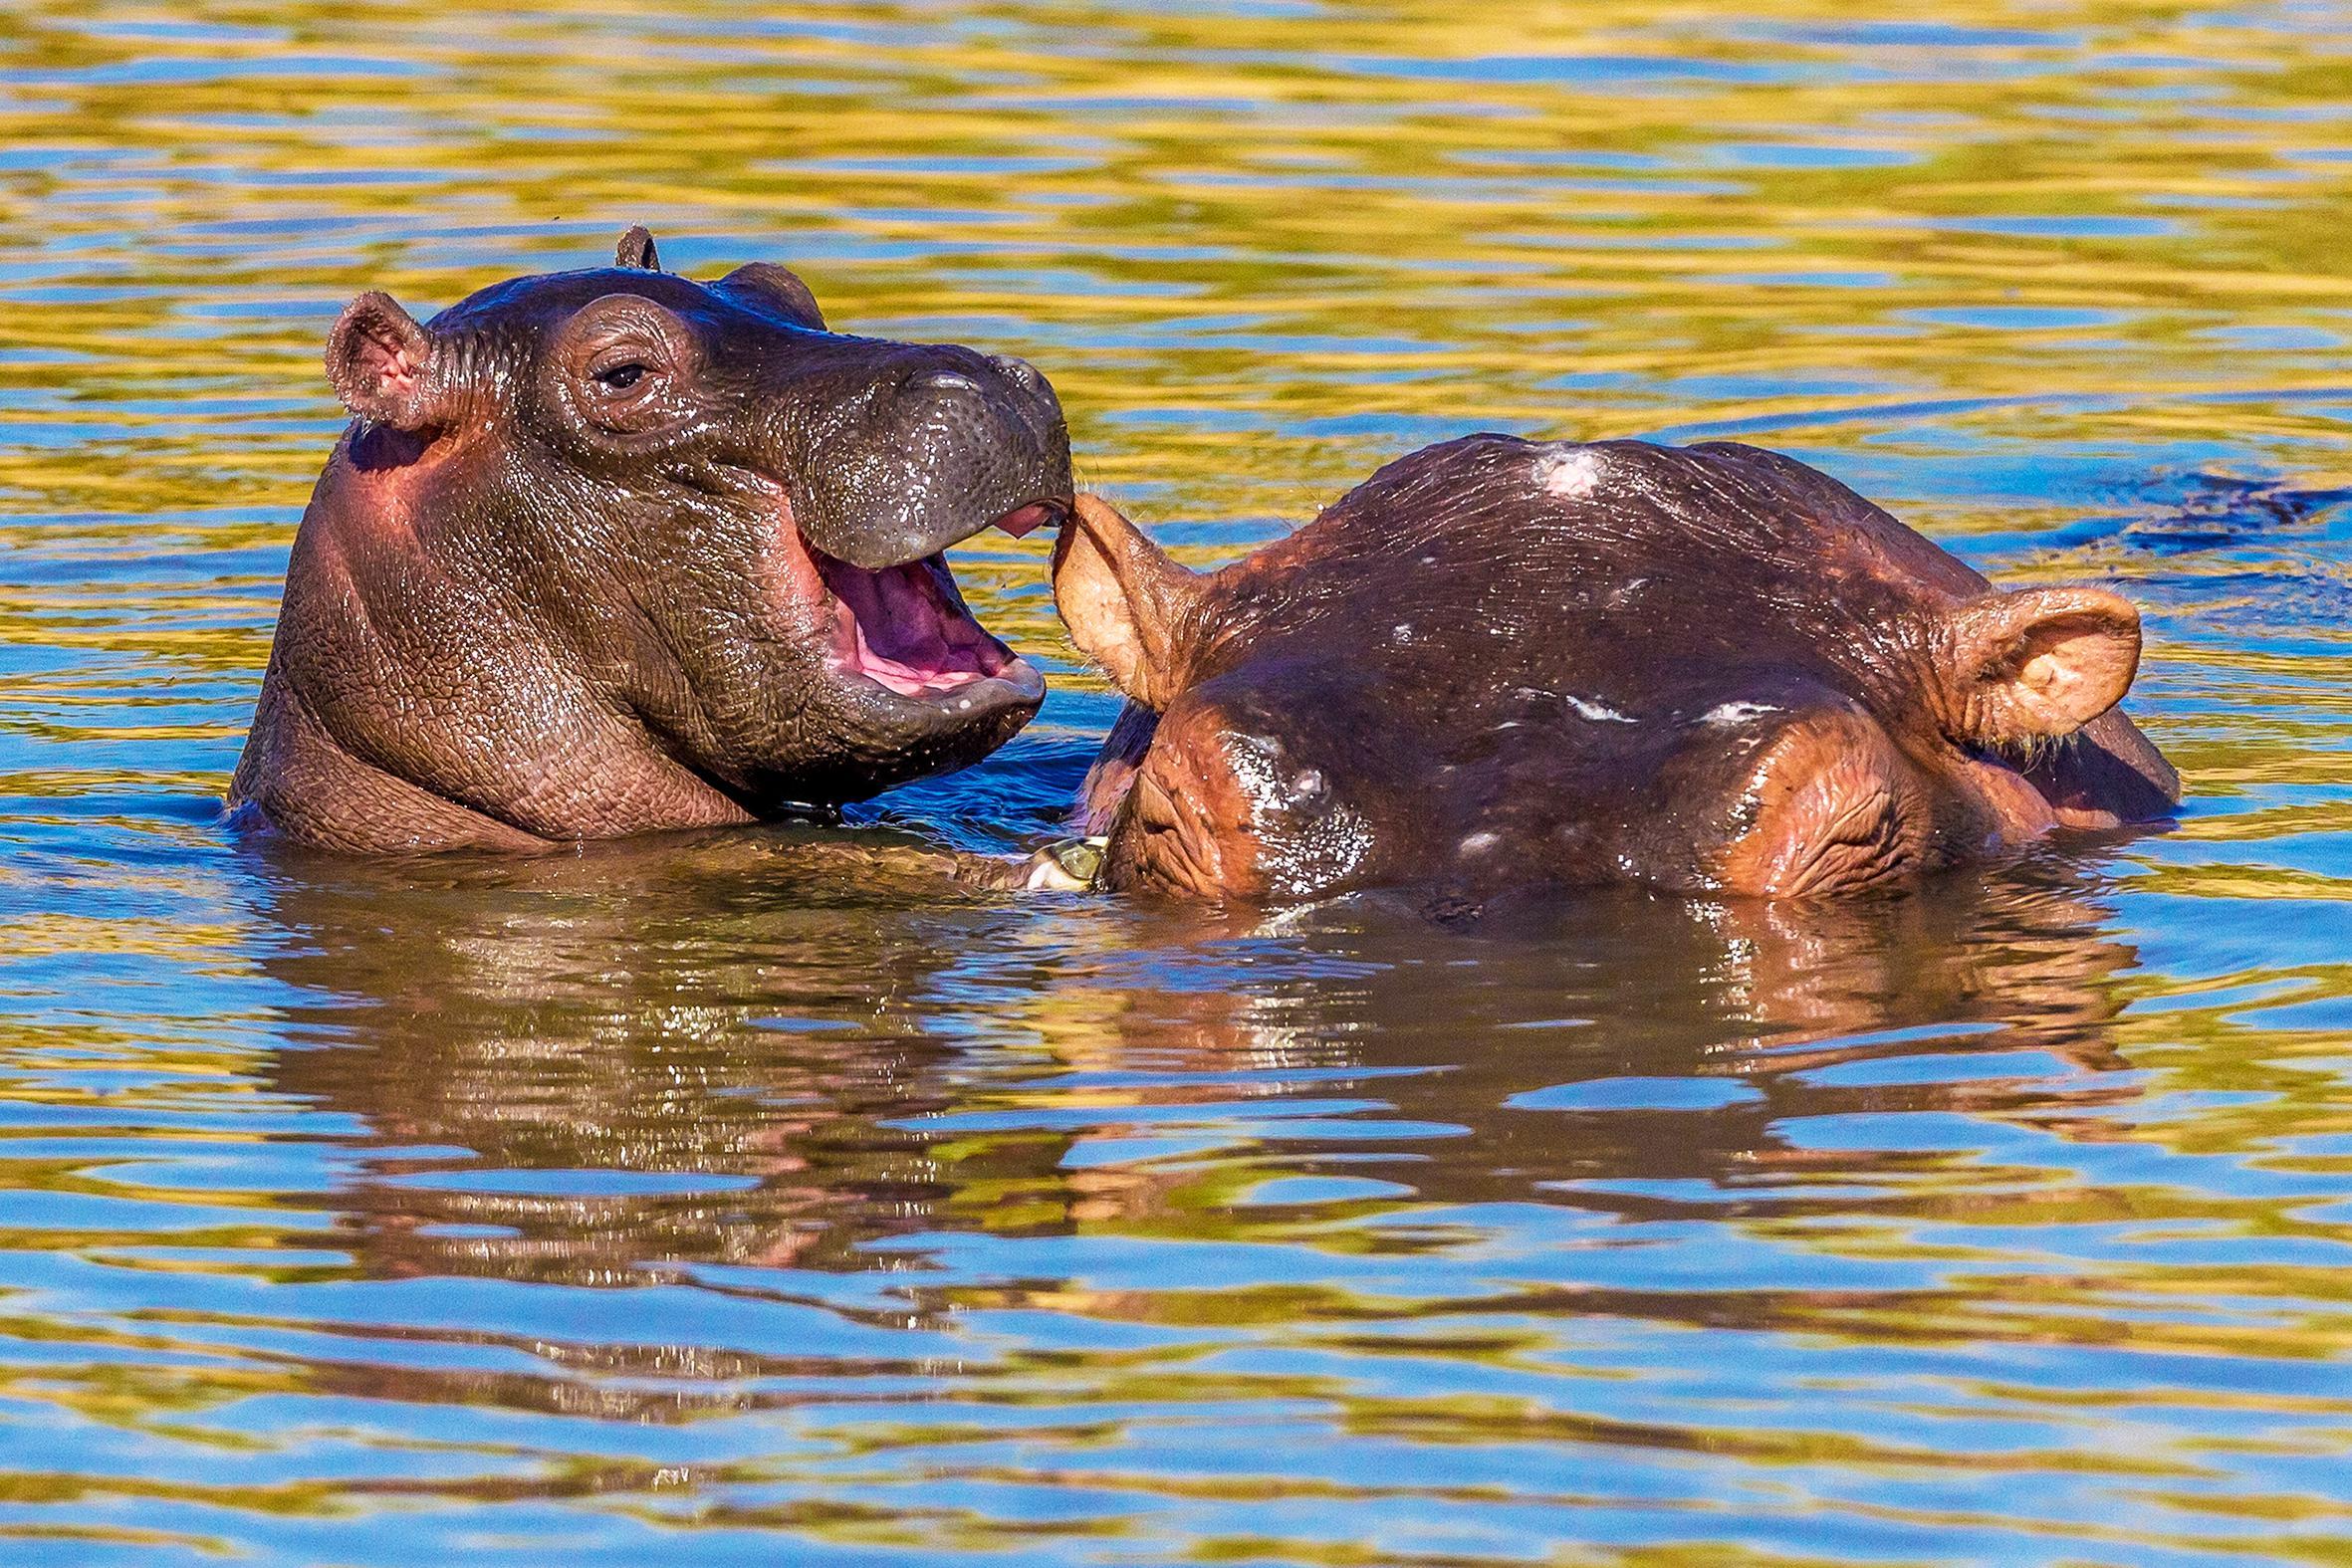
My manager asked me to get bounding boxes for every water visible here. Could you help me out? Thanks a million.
[5,1,2352,1562]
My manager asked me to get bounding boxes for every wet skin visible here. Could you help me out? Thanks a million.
[230,227,1073,853]
[1054,433,2180,904]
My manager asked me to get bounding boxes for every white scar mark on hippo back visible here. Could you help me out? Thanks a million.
[1514,685,1636,724]
[1562,693,1635,724]
[1532,447,1605,499]
[1702,700,1781,727]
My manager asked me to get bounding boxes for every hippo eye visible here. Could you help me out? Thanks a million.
[593,361,648,391]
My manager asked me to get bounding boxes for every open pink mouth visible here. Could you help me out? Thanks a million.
[804,502,1060,702]
[819,551,1015,697]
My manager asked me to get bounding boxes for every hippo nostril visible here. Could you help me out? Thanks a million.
[989,354,1046,392]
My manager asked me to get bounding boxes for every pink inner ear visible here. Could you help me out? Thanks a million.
[328,292,436,427]
[364,334,417,400]
[1949,587,2142,742]
[2013,619,2137,726]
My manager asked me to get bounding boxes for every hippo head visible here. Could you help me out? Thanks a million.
[231,228,1072,851]
[1055,434,2178,903]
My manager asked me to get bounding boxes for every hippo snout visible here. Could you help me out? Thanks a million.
[789,345,1074,570]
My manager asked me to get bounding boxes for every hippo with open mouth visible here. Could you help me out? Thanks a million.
[1050,433,2179,903]
[230,228,1070,852]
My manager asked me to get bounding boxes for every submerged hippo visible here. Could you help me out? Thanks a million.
[231,227,1070,853]
[1052,434,2178,902]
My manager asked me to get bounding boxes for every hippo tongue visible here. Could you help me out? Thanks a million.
[994,501,1058,539]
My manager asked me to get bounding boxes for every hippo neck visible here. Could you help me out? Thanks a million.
[228,672,555,852]
[228,457,757,851]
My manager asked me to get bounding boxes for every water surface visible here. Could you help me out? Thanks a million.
[4,1,2352,1563]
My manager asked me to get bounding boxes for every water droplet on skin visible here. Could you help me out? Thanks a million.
[1562,694,1634,724]
[1702,700,1778,727]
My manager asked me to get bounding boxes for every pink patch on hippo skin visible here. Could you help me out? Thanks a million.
[762,493,832,624]
[320,422,460,560]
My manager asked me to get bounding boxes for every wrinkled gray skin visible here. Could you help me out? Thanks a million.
[231,228,1072,853]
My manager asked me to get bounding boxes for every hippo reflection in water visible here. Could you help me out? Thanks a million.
[231,228,1071,853]
[1053,434,2178,903]
[253,831,2149,1304]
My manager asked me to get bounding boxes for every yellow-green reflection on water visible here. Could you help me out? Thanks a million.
[5,1,2352,1564]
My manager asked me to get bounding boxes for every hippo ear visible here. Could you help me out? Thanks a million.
[1944,585,2142,744]
[324,292,441,430]
[1053,494,1208,709]
[614,225,661,271]
[717,262,825,330]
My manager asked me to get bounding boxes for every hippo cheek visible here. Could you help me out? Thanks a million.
[1099,700,1270,901]
[1098,696,1383,903]
[1714,709,1934,898]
